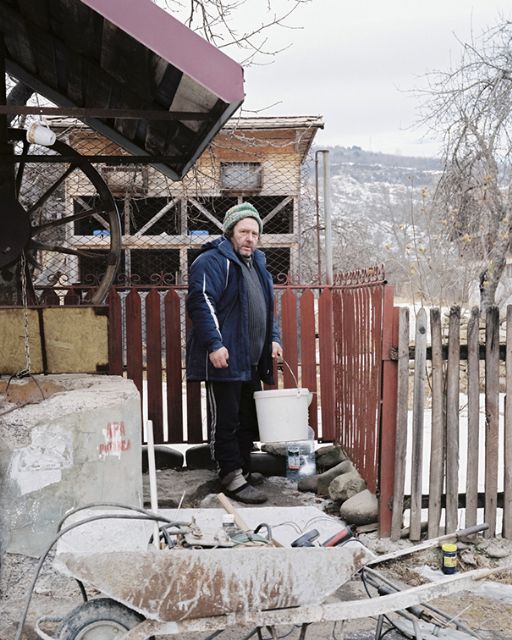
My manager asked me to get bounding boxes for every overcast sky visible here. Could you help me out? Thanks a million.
[236,0,512,157]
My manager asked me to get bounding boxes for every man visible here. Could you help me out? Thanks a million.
[186,202,282,504]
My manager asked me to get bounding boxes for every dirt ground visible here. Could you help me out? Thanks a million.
[2,468,512,640]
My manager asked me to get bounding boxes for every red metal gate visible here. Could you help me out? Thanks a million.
[329,268,397,536]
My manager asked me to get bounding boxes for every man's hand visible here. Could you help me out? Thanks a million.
[272,341,283,360]
[209,346,229,368]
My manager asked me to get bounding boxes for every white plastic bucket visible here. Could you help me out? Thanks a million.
[253,388,312,443]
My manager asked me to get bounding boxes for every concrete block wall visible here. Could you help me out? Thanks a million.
[0,375,142,557]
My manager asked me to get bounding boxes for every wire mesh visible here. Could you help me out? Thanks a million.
[6,114,322,301]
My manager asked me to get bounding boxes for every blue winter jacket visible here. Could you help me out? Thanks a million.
[186,236,280,383]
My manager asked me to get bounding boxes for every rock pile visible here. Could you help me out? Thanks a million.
[261,443,378,526]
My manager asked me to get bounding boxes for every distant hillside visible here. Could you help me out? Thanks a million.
[305,145,445,277]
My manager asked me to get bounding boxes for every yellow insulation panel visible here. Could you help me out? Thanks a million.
[0,307,108,374]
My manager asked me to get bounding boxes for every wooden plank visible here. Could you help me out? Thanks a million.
[300,289,318,433]
[391,306,410,541]
[125,289,143,400]
[409,307,427,541]
[145,289,163,443]
[216,493,282,547]
[165,289,184,443]
[446,306,461,534]
[185,315,203,443]
[465,306,480,529]
[107,289,123,375]
[318,288,335,441]
[505,305,512,538]
[379,289,398,538]
[281,289,299,388]
[428,307,444,539]
[485,305,499,537]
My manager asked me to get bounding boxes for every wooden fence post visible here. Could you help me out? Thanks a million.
[410,307,427,541]
[390,306,409,541]
[485,305,499,537]
[428,308,444,539]
[379,288,398,537]
[446,306,461,534]
[505,305,512,539]
[465,306,480,529]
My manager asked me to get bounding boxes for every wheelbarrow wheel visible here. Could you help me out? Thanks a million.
[57,597,144,639]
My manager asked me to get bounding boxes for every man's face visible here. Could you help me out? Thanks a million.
[230,217,260,257]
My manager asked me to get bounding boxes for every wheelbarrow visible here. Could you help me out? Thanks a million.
[29,507,500,640]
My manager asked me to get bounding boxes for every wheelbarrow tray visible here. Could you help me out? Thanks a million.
[55,542,374,621]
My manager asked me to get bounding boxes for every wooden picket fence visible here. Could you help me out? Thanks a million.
[391,305,512,541]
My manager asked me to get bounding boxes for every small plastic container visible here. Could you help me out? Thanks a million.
[286,427,316,481]
[222,514,238,537]
[441,543,458,574]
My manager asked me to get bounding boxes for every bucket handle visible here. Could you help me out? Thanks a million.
[279,358,301,393]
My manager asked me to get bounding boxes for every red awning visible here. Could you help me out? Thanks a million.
[0,0,245,179]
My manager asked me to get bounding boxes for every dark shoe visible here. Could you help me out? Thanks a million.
[244,472,265,486]
[225,483,268,504]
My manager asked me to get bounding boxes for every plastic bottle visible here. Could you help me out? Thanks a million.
[299,426,316,478]
[286,427,316,481]
[286,443,301,481]
[441,543,458,574]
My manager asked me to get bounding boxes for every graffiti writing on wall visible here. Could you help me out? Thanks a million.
[98,421,131,460]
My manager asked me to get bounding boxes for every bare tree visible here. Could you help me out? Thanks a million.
[383,187,478,308]
[420,19,512,311]
[155,0,311,66]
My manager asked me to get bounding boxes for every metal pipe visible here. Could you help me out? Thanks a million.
[317,149,333,285]
[314,152,322,284]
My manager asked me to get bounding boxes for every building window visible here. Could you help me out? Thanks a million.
[220,162,262,191]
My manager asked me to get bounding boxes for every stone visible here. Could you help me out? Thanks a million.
[142,445,183,472]
[297,475,318,493]
[185,444,215,470]
[316,445,347,470]
[261,442,288,457]
[485,542,511,559]
[250,451,286,476]
[459,549,478,567]
[317,460,355,496]
[339,489,378,526]
[328,471,366,502]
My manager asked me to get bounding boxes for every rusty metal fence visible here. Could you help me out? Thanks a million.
[329,268,397,537]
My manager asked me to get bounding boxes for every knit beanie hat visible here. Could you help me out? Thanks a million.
[223,202,263,234]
